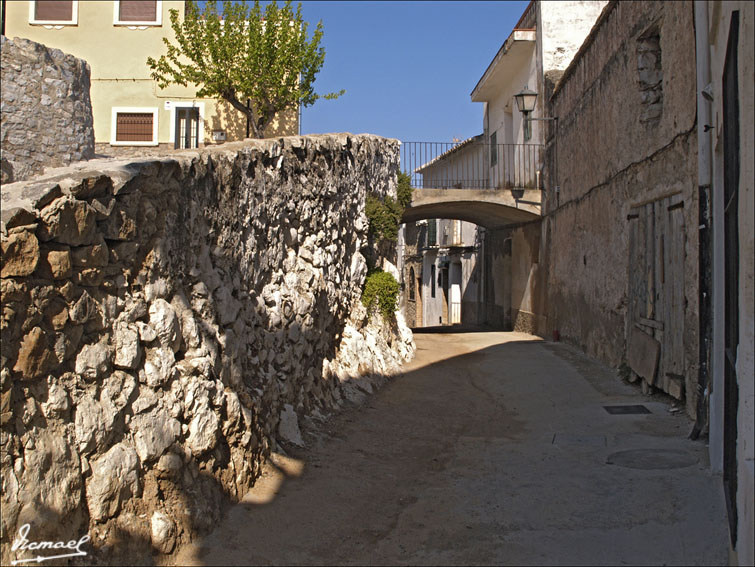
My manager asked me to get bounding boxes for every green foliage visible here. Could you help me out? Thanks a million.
[397,170,413,209]
[365,194,402,241]
[361,269,399,319]
[365,171,413,242]
[147,0,344,138]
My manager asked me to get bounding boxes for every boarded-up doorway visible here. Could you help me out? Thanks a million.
[627,193,686,396]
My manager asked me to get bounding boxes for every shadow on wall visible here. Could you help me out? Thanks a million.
[207,101,299,142]
[0,135,406,565]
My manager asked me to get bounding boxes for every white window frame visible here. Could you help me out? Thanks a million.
[110,107,159,146]
[29,1,79,26]
[113,0,162,26]
[168,101,205,148]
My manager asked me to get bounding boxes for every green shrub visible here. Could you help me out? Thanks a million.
[361,269,399,319]
[365,170,413,242]
[397,170,413,209]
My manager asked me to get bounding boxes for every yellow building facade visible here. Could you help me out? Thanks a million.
[3,0,298,151]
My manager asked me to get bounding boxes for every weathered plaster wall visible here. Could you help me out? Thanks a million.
[539,1,609,72]
[481,228,511,330]
[0,36,94,183]
[0,134,414,563]
[542,1,699,410]
[509,222,544,334]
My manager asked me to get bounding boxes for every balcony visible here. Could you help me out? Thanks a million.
[401,139,544,192]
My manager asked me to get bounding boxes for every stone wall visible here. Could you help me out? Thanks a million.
[541,1,699,412]
[0,134,414,564]
[0,36,95,184]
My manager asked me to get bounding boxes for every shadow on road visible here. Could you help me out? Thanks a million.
[174,332,727,567]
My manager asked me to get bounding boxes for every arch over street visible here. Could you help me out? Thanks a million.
[401,188,541,229]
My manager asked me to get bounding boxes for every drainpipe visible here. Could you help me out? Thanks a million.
[691,0,713,440]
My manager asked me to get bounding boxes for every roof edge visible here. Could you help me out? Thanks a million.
[471,29,537,101]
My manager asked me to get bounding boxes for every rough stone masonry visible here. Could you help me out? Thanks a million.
[0,36,95,184]
[0,134,414,564]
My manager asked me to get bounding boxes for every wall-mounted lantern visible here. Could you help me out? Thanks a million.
[514,86,559,142]
[514,86,560,204]
[514,86,538,141]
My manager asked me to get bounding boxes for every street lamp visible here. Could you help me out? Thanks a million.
[514,86,558,142]
[514,86,538,113]
[514,86,538,141]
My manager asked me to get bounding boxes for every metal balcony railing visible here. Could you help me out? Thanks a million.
[401,140,544,191]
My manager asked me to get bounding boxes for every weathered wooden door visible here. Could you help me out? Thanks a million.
[627,193,686,396]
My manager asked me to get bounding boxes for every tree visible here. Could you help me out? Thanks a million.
[147,0,343,138]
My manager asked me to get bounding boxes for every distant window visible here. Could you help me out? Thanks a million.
[111,107,158,145]
[427,219,437,246]
[409,268,416,301]
[30,1,77,25]
[490,131,498,166]
[430,265,436,298]
[114,0,161,25]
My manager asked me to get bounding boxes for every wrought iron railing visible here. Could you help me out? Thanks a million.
[401,141,544,190]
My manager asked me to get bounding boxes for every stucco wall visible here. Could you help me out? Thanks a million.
[0,134,414,564]
[0,36,94,183]
[542,1,699,410]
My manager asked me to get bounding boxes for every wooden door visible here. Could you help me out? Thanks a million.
[627,193,686,395]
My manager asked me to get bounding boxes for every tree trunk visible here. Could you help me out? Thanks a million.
[223,93,262,138]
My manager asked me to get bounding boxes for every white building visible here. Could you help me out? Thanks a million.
[400,0,607,329]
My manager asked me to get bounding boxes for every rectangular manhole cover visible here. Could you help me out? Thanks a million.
[604,405,651,415]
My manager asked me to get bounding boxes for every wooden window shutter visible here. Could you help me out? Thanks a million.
[35,1,73,21]
[119,1,157,22]
[116,113,154,142]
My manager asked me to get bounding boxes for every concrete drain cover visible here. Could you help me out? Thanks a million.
[606,449,698,470]
[604,404,651,414]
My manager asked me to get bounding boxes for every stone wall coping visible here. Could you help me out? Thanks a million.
[1,133,399,234]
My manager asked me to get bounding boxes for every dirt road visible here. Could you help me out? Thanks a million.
[176,331,728,566]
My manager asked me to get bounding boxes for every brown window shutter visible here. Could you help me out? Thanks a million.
[118,0,157,22]
[116,113,154,142]
[34,1,73,21]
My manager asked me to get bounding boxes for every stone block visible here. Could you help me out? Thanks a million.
[37,245,72,280]
[13,326,57,379]
[278,403,304,446]
[114,322,141,370]
[1,230,39,277]
[131,408,180,462]
[100,205,137,241]
[86,443,140,522]
[39,197,98,246]
[71,235,109,267]
[186,405,220,454]
[75,339,111,381]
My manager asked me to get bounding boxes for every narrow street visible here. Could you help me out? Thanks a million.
[177,331,729,566]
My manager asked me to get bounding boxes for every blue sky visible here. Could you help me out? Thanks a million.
[296,1,529,142]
